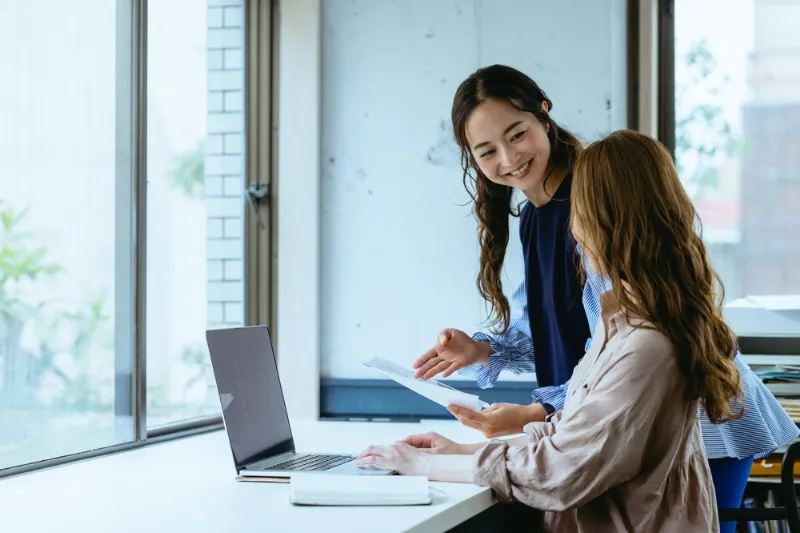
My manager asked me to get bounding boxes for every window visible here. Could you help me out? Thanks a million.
[0,0,268,476]
[145,1,246,429]
[674,0,800,336]
[0,1,133,470]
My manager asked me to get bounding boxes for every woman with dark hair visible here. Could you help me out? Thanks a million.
[408,65,798,531]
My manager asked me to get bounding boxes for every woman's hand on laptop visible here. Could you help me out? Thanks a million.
[412,328,493,379]
[356,442,428,475]
[399,431,482,455]
[357,441,476,482]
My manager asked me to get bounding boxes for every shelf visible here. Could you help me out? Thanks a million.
[744,354,800,366]
[749,476,800,484]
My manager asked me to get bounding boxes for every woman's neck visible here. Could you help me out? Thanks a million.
[524,166,567,207]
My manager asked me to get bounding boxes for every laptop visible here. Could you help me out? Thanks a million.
[205,325,391,478]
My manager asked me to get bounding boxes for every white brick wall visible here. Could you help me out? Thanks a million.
[208,0,241,7]
[208,112,242,132]
[207,217,224,239]
[224,49,243,70]
[223,218,241,238]
[223,133,242,154]
[223,176,241,196]
[224,302,244,323]
[223,7,243,29]
[205,154,241,175]
[207,0,245,328]
[208,29,242,50]
[207,236,242,258]
[207,133,224,154]
[207,259,224,281]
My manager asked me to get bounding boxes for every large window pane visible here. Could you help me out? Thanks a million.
[675,0,800,336]
[145,0,246,428]
[0,1,134,470]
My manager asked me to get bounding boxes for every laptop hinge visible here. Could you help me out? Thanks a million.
[243,450,296,471]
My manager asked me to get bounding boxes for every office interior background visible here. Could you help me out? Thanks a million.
[1,0,799,482]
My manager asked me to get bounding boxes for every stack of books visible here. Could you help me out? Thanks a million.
[742,490,789,533]
[751,364,800,423]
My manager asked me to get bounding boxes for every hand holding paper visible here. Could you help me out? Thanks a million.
[448,402,545,438]
[363,356,489,412]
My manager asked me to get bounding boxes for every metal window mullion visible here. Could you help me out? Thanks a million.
[626,0,640,130]
[245,0,273,330]
[268,0,280,337]
[114,0,148,445]
[133,0,149,443]
[657,0,675,157]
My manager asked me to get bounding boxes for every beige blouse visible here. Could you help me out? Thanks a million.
[471,293,718,532]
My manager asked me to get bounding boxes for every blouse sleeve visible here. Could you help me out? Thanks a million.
[459,279,536,387]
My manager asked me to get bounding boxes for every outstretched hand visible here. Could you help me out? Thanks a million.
[412,328,492,380]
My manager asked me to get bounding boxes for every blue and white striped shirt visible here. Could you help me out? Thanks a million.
[461,255,799,459]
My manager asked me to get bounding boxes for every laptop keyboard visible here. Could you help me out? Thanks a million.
[264,453,355,472]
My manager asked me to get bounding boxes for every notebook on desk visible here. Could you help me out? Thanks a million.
[289,473,433,506]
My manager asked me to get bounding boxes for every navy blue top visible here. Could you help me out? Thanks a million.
[520,173,590,387]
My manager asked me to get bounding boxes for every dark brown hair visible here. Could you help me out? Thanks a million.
[570,129,742,424]
[451,64,583,333]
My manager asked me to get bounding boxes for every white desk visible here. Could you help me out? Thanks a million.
[0,420,498,533]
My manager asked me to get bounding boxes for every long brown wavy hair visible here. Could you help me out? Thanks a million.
[451,65,583,333]
[570,130,742,424]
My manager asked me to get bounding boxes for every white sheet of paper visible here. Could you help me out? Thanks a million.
[363,356,488,412]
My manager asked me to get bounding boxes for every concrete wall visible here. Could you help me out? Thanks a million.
[319,0,628,379]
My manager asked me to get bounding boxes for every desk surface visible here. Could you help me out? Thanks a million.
[0,420,496,533]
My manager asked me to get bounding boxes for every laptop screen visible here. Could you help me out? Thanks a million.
[205,326,294,468]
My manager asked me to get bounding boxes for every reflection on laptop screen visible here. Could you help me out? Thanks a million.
[206,326,293,467]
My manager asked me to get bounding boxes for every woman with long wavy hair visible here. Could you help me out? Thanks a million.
[407,65,797,530]
[358,130,748,531]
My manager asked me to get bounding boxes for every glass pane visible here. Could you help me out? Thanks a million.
[675,0,800,336]
[0,1,134,470]
[146,0,246,428]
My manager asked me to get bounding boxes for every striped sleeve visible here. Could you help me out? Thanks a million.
[580,246,605,339]
[532,382,570,412]
[458,280,536,389]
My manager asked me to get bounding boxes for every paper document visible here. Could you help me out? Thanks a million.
[289,473,432,506]
[363,356,488,412]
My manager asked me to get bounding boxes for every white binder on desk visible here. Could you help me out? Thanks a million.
[289,474,432,506]
[363,356,489,412]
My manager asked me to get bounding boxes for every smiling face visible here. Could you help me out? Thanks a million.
[465,98,552,204]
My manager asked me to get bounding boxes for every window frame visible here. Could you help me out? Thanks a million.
[0,0,274,479]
